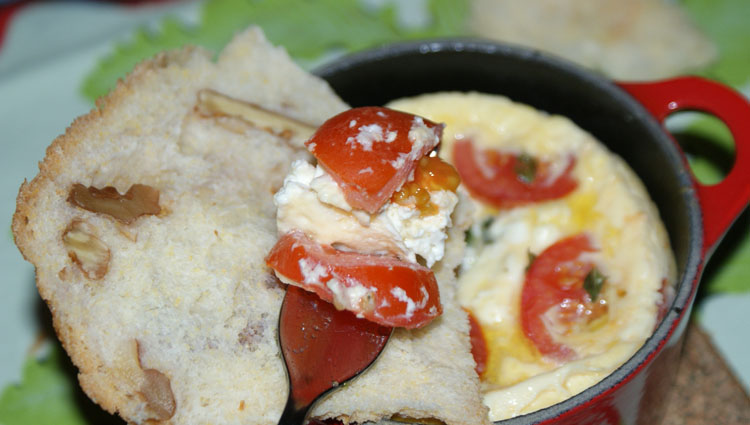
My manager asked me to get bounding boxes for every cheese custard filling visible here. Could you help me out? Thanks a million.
[388,92,677,421]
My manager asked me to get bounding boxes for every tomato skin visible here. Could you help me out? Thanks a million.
[521,234,600,361]
[452,139,577,208]
[266,231,442,329]
[306,107,442,214]
[464,308,488,377]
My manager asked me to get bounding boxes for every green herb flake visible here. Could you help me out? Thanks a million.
[515,153,538,184]
[480,217,494,244]
[465,216,494,246]
[583,267,607,301]
[525,250,537,272]
[464,228,474,245]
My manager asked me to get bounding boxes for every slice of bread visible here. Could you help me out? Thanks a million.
[13,27,489,425]
[471,0,716,80]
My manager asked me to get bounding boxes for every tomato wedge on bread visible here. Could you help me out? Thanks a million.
[306,107,443,214]
[521,234,607,361]
[453,139,577,208]
[266,231,442,329]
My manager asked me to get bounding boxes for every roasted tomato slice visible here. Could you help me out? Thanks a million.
[464,308,488,377]
[521,234,607,361]
[266,231,442,329]
[306,107,443,214]
[452,139,577,208]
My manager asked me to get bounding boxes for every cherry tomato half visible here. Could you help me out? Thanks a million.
[464,308,488,377]
[306,107,443,214]
[266,230,442,329]
[452,139,577,208]
[521,233,607,361]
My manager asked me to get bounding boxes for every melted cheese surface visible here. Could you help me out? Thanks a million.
[388,92,676,421]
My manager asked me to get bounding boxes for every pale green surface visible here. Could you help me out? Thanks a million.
[0,343,119,425]
[684,0,750,87]
[681,0,750,295]
[81,0,469,101]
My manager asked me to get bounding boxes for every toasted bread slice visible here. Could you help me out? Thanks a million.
[13,27,488,425]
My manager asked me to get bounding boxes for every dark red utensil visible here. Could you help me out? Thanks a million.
[277,285,392,425]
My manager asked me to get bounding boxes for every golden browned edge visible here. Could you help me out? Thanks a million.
[11,47,207,425]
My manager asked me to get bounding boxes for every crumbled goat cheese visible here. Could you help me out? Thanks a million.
[345,124,398,152]
[275,159,457,267]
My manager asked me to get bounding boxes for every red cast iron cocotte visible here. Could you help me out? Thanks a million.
[313,39,750,425]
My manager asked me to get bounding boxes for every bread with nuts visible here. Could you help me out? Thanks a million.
[12,27,489,425]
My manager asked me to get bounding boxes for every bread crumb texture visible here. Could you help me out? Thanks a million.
[12,27,489,425]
